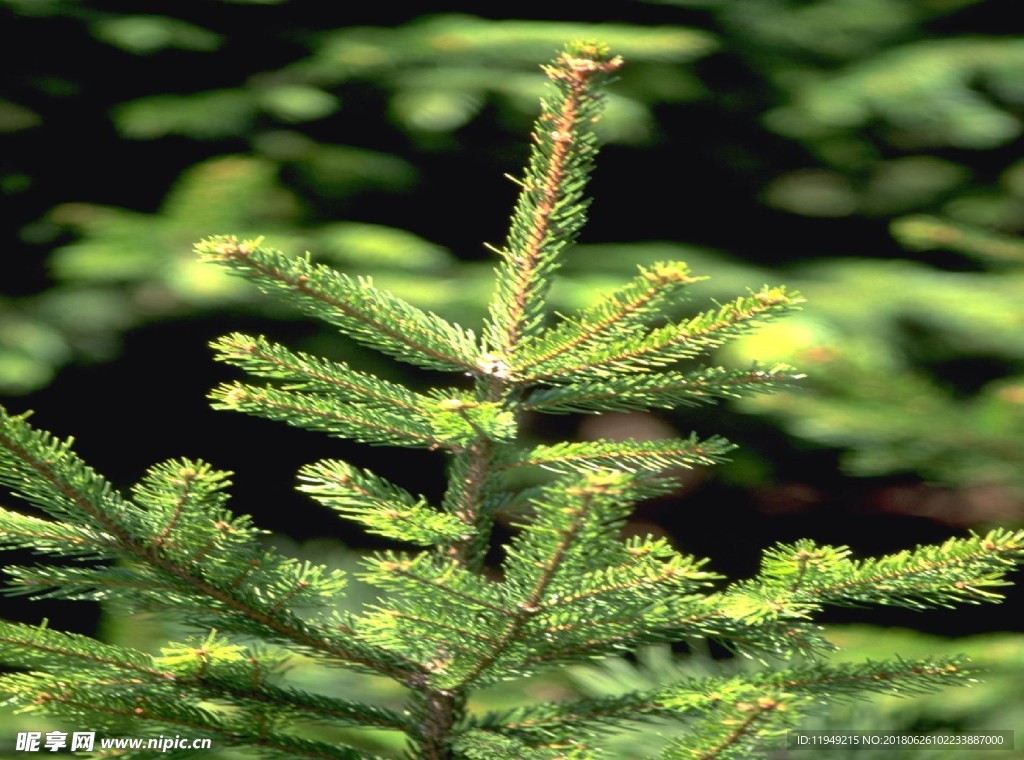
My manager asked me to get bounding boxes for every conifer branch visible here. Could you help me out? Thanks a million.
[522,364,800,414]
[0,671,384,759]
[667,692,797,760]
[0,508,116,557]
[536,539,719,613]
[211,333,429,413]
[514,261,702,372]
[0,622,410,733]
[448,472,689,688]
[361,552,511,621]
[518,605,829,669]
[484,42,623,358]
[0,406,423,681]
[506,436,735,474]
[189,672,411,733]
[0,620,169,679]
[197,237,479,373]
[524,287,802,381]
[298,460,468,546]
[448,481,606,688]
[209,382,449,450]
[737,530,1024,613]
[473,655,969,747]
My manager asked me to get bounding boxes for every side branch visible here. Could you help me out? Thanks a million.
[515,262,701,373]
[0,419,424,682]
[198,237,479,374]
[527,286,801,381]
[452,484,602,687]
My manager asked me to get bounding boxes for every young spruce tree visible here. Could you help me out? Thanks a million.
[2,42,1023,759]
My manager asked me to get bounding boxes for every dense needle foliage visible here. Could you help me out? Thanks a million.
[1,42,1022,759]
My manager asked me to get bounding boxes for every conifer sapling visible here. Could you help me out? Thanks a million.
[2,41,1023,759]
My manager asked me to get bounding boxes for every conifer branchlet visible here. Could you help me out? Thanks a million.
[2,41,1023,760]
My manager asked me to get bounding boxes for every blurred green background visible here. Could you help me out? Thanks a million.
[2,1,1022,756]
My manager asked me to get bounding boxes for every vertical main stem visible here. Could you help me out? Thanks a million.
[419,691,461,760]
[414,44,621,758]
[417,375,506,759]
